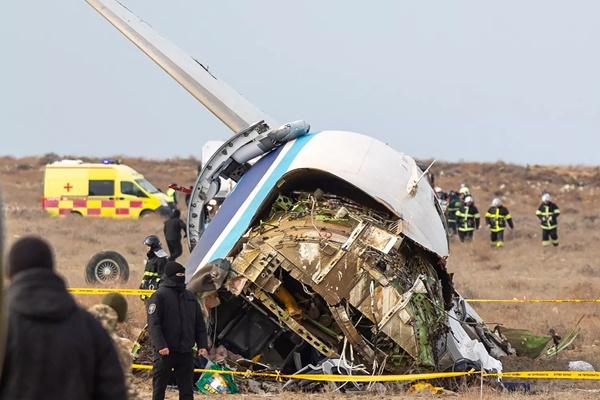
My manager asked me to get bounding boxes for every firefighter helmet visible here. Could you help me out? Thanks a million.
[542,193,552,203]
[143,235,161,249]
[492,198,502,207]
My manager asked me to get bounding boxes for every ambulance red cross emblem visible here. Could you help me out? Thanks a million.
[64,183,73,192]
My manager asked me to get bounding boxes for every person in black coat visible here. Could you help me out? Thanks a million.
[163,209,187,261]
[147,261,208,400]
[0,236,126,400]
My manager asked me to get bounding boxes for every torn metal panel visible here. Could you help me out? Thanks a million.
[209,192,459,371]
[446,309,503,372]
[231,247,283,294]
[377,277,426,331]
[329,304,379,364]
[184,190,510,375]
[362,224,403,254]
[253,289,338,358]
[347,274,373,309]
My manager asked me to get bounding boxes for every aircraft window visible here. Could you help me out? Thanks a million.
[89,180,114,196]
[121,181,147,198]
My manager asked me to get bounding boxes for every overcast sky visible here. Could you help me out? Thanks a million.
[2,1,599,164]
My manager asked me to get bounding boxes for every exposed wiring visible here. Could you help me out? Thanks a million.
[212,307,218,349]
[425,296,503,327]
[300,281,316,297]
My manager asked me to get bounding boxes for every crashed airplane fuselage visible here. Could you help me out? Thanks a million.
[185,130,508,373]
[86,0,510,375]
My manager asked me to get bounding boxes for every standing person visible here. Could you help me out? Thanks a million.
[0,237,126,400]
[456,196,480,242]
[434,186,448,212]
[536,193,560,247]
[166,183,178,209]
[459,184,470,199]
[0,191,5,377]
[147,261,208,400]
[140,235,168,301]
[446,191,462,236]
[184,186,193,207]
[89,293,142,400]
[485,198,514,248]
[164,209,188,261]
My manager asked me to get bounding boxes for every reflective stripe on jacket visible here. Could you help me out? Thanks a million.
[536,202,560,230]
[446,199,463,222]
[485,206,513,232]
[456,205,480,232]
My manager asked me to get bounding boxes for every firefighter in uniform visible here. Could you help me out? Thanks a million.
[147,262,208,400]
[446,191,462,236]
[536,193,560,246]
[459,184,470,199]
[456,196,480,242]
[485,198,514,248]
[140,235,168,301]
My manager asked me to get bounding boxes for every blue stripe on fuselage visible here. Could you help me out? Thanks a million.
[185,147,282,280]
[185,133,315,280]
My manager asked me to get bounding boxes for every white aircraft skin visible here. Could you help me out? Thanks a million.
[84,0,503,373]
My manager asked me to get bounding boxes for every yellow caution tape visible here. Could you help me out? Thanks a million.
[67,288,600,304]
[68,288,154,296]
[130,364,600,382]
[493,370,600,380]
[131,363,474,381]
[467,298,600,303]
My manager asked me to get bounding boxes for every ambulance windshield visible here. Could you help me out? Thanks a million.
[136,179,159,194]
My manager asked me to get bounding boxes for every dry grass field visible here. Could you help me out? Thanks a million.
[1,155,600,399]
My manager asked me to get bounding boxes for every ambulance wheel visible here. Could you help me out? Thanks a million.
[140,210,154,218]
[85,251,130,284]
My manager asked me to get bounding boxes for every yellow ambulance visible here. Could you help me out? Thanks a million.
[43,160,172,218]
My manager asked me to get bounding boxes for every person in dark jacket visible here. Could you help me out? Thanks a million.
[536,193,560,246]
[456,196,480,242]
[147,261,208,400]
[163,209,187,261]
[0,236,126,400]
[445,191,462,236]
[485,198,514,248]
[140,235,168,301]
[184,186,193,207]
[0,191,5,376]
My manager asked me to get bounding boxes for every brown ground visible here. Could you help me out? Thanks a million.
[1,155,600,398]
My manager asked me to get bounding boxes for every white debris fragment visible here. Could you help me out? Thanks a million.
[447,310,503,372]
[335,206,349,219]
[299,242,320,265]
[568,361,595,371]
[560,184,575,193]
